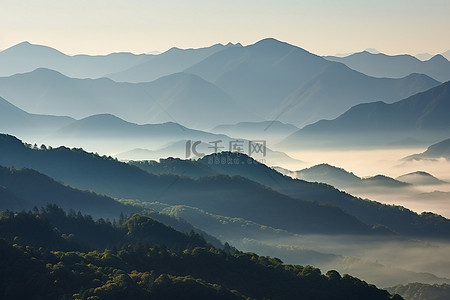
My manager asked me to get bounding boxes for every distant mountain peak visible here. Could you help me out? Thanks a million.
[362,175,410,187]
[27,67,65,76]
[2,41,66,56]
[81,113,123,121]
[256,37,282,43]
[429,54,449,63]
[251,38,295,49]
[396,171,447,185]
[17,41,32,46]
[364,48,380,54]
[225,42,241,47]
[408,171,433,176]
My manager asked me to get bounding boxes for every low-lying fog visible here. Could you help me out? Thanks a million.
[229,234,450,288]
[286,149,450,218]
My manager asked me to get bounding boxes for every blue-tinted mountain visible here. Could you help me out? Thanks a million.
[186,38,440,127]
[0,68,253,129]
[282,81,450,148]
[48,114,300,167]
[325,51,450,82]
[0,134,373,235]
[107,42,241,83]
[0,41,240,81]
[0,41,152,78]
[404,138,450,160]
[0,95,74,138]
[49,113,225,146]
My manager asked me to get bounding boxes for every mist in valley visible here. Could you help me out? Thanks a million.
[284,148,450,217]
[228,234,450,288]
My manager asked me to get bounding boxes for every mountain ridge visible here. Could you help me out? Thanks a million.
[281,81,450,148]
[186,38,440,127]
[324,51,450,82]
[0,68,254,128]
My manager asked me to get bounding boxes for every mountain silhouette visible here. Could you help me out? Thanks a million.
[0,95,74,138]
[0,69,254,129]
[396,171,447,185]
[359,175,410,188]
[295,163,362,187]
[0,41,152,78]
[0,39,440,129]
[282,81,450,148]
[325,51,450,82]
[107,43,241,83]
[187,38,440,127]
[295,164,412,193]
[50,113,222,141]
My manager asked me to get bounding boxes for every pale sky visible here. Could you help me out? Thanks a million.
[1,0,449,56]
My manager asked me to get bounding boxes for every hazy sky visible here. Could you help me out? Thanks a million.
[1,0,449,56]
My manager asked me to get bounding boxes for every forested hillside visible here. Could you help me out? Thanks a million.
[0,207,401,300]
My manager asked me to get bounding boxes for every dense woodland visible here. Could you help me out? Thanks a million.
[0,206,402,299]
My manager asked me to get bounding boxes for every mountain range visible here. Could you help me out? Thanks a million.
[0,95,74,139]
[282,81,450,148]
[0,41,239,81]
[0,95,301,166]
[107,42,241,83]
[325,51,450,82]
[2,38,450,299]
[0,68,254,128]
[0,41,152,78]
[186,38,440,127]
[0,38,441,129]
[46,113,231,153]
[294,164,410,190]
